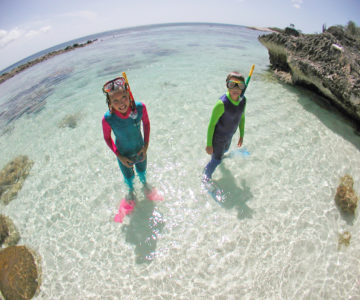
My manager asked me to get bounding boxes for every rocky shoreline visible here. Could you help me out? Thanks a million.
[0,39,97,85]
[258,24,360,129]
[1,156,42,300]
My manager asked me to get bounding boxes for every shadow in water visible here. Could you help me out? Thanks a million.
[337,207,356,226]
[283,82,360,151]
[122,197,165,264]
[210,164,254,220]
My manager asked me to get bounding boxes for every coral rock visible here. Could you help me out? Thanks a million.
[338,231,351,250]
[335,174,358,214]
[258,26,360,125]
[0,156,34,205]
[58,114,78,128]
[0,215,20,248]
[0,246,41,300]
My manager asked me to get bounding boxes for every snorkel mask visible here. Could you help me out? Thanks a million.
[102,77,128,94]
[103,75,137,118]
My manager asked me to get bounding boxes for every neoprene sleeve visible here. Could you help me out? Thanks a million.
[206,100,224,146]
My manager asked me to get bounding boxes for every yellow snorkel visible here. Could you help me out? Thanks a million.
[241,64,255,97]
[122,72,136,111]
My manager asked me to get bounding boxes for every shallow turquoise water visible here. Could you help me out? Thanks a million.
[0,24,359,299]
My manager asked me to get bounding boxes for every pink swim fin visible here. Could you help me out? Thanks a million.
[145,188,164,202]
[114,199,135,223]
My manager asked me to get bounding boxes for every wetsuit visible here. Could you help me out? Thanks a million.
[102,101,150,190]
[204,91,246,178]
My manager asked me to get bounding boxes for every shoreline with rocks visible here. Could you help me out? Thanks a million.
[258,24,360,130]
[0,39,97,85]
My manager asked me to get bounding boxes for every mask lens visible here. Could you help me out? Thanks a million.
[103,77,126,93]
[227,80,245,90]
[113,78,125,88]
[227,81,235,89]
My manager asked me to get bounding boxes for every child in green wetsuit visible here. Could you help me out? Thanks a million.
[204,71,246,180]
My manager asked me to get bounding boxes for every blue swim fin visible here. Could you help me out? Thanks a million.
[227,147,250,158]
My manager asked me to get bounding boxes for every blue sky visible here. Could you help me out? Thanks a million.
[0,0,359,71]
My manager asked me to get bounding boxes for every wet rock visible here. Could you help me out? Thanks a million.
[0,245,41,300]
[334,174,358,214]
[338,231,351,250]
[0,156,34,205]
[0,215,20,248]
[58,114,78,128]
[258,25,360,125]
[0,68,73,130]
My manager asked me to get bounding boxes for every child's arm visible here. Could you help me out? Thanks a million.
[102,117,120,156]
[238,103,246,146]
[239,112,245,138]
[141,103,150,148]
[206,100,224,147]
[136,103,150,161]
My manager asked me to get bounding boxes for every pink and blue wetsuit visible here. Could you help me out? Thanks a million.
[102,101,150,190]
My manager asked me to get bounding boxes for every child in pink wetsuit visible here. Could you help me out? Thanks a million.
[102,76,149,193]
[101,75,162,222]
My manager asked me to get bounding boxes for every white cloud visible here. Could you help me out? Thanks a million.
[292,0,303,9]
[0,28,24,48]
[61,10,98,20]
[0,26,52,48]
[25,26,52,38]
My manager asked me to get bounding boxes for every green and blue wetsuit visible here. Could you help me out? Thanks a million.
[204,91,246,178]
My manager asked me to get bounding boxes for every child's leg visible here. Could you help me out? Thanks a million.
[224,139,232,153]
[135,157,163,201]
[135,157,147,184]
[204,156,221,179]
[117,158,135,191]
[204,137,230,179]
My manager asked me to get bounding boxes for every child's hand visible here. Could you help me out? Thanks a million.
[118,155,133,168]
[206,146,213,155]
[137,145,148,162]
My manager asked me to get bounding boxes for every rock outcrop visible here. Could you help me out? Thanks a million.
[0,215,20,248]
[0,156,34,205]
[0,246,41,300]
[258,26,360,126]
[335,174,358,214]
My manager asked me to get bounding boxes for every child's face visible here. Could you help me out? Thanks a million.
[228,76,243,101]
[109,90,130,113]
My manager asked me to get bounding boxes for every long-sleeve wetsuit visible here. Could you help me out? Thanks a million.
[102,101,150,190]
[204,91,246,178]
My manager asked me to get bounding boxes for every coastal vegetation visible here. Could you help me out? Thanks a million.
[0,39,96,84]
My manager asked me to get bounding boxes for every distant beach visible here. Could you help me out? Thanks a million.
[0,39,97,85]
[247,26,276,32]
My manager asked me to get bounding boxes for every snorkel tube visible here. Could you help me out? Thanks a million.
[240,64,255,97]
[122,72,136,112]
